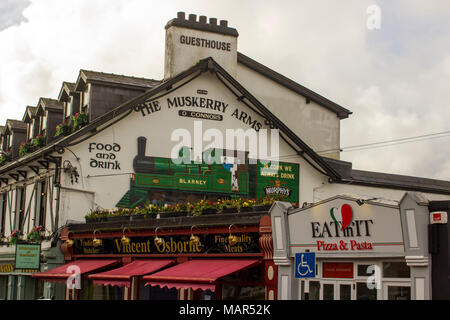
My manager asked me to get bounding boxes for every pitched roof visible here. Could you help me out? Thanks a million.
[237,52,352,119]
[57,82,77,102]
[323,157,450,195]
[54,57,341,180]
[37,98,64,112]
[75,70,161,91]
[6,119,27,132]
[22,106,37,123]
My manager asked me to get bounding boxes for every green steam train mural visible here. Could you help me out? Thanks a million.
[116,136,299,208]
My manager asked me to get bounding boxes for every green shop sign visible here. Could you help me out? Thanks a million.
[15,244,41,271]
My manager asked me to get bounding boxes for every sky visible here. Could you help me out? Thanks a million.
[0,0,449,180]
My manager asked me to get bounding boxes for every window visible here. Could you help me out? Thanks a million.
[28,122,34,140]
[34,180,47,228]
[41,112,48,131]
[0,193,6,236]
[14,187,25,232]
[65,99,73,119]
[387,285,410,300]
[382,262,410,278]
[307,281,320,300]
[8,133,13,149]
[356,282,377,300]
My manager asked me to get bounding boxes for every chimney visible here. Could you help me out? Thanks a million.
[164,12,239,79]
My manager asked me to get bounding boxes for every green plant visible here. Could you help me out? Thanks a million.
[73,112,88,130]
[0,150,12,166]
[9,230,20,245]
[19,141,33,156]
[55,121,71,137]
[26,226,44,242]
[232,198,255,212]
[172,203,188,212]
[85,208,110,219]
[32,134,44,148]
[139,203,159,215]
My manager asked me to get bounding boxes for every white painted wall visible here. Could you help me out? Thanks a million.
[236,63,341,160]
[59,72,324,218]
[316,182,450,204]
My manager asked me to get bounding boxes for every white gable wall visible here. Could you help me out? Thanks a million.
[236,63,341,160]
[59,72,328,221]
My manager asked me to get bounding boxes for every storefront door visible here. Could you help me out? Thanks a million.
[319,281,354,300]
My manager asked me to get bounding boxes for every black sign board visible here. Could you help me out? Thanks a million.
[73,233,260,256]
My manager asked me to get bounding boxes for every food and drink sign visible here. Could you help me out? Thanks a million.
[72,233,260,256]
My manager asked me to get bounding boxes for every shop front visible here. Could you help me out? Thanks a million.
[270,193,433,300]
[32,213,277,300]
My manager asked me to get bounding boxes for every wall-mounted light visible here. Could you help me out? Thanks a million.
[190,225,200,246]
[228,224,238,246]
[92,230,102,247]
[66,232,74,247]
[121,228,130,245]
[154,227,163,246]
[356,198,378,206]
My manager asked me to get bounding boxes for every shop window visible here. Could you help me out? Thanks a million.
[222,285,265,300]
[357,264,374,277]
[382,262,410,278]
[92,285,123,300]
[34,279,45,300]
[356,282,377,300]
[322,283,334,300]
[138,281,178,300]
[0,276,8,300]
[200,289,216,300]
[387,285,410,300]
[220,264,265,300]
[306,281,320,300]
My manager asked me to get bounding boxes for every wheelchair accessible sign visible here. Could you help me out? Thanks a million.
[295,252,316,278]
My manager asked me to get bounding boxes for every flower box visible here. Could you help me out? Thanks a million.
[158,211,189,219]
[201,208,218,215]
[73,112,88,130]
[252,204,272,212]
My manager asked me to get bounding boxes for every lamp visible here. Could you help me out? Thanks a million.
[356,197,378,206]
[92,230,102,247]
[228,224,238,246]
[190,225,200,246]
[121,228,130,245]
[66,233,74,247]
[154,227,163,246]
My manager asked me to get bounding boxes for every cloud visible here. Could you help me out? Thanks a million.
[0,0,449,180]
[0,0,31,31]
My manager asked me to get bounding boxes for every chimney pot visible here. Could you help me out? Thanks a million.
[188,14,197,22]
[220,20,228,27]
[209,17,217,25]
[177,12,185,20]
[199,15,207,23]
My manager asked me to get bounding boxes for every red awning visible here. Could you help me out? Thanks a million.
[32,259,120,283]
[143,259,260,292]
[88,259,174,288]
